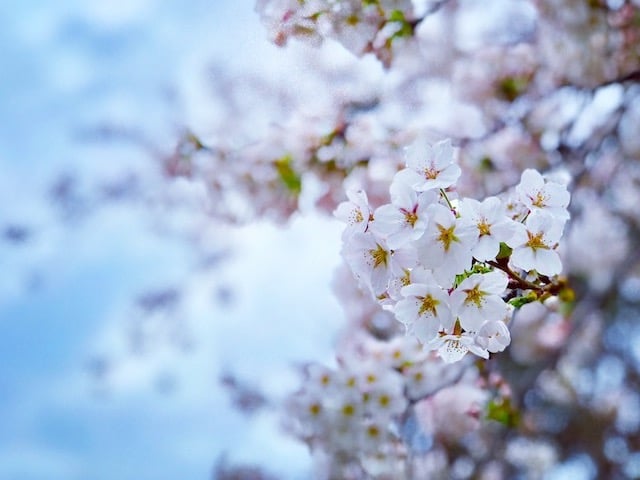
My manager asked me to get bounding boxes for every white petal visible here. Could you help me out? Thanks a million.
[510,247,537,272]
[472,235,499,261]
[534,248,562,276]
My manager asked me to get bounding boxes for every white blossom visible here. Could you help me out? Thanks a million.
[516,168,570,222]
[395,278,453,343]
[450,271,510,333]
[415,203,476,287]
[333,188,372,239]
[458,196,517,261]
[397,138,461,192]
[371,180,436,248]
[507,211,564,277]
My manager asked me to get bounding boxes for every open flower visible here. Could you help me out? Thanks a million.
[476,319,512,353]
[395,277,453,344]
[334,188,372,240]
[342,231,417,296]
[429,331,489,363]
[371,180,436,249]
[507,210,564,276]
[458,196,517,261]
[516,169,570,222]
[415,203,476,287]
[395,138,461,192]
[450,271,510,332]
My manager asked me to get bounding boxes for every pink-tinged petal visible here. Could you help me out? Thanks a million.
[395,168,425,191]
[410,267,438,286]
[416,190,438,212]
[413,316,440,343]
[432,139,454,169]
[371,204,405,236]
[472,235,499,261]
[405,137,431,170]
[370,265,390,294]
[394,297,421,324]
[543,217,565,244]
[387,229,420,250]
[401,283,430,298]
[481,271,509,294]
[438,338,469,363]
[491,218,518,241]
[435,164,461,189]
[510,247,537,272]
[477,320,511,352]
[545,182,570,208]
[519,169,544,192]
[346,188,369,208]
[482,296,511,322]
[481,196,502,214]
[391,246,418,273]
[389,179,417,208]
[458,306,485,332]
[534,248,562,276]
[468,342,490,359]
[506,222,528,248]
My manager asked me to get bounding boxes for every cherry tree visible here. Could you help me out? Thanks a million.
[152,0,640,478]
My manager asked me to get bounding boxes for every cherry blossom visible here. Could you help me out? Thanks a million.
[342,231,417,295]
[396,138,461,192]
[370,180,435,249]
[395,280,453,343]
[458,196,517,262]
[415,203,476,287]
[516,169,570,222]
[507,211,564,277]
[334,188,373,240]
[450,271,510,333]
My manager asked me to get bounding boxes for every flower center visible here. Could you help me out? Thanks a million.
[369,243,388,268]
[423,166,439,180]
[418,294,440,316]
[463,284,485,308]
[366,425,380,438]
[526,231,549,251]
[309,403,322,416]
[436,224,459,251]
[477,220,491,236]
[531,190,547,208]
[342,403,356,417]
[403,209,418,227]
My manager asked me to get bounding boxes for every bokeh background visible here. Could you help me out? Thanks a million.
[0,1,340,478]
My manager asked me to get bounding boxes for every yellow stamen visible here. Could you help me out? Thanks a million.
[424,167,439,179]
[436,224,459,251]
[404,210,418,226]
[478,220,491,236]
[369,243,388,268]
[418,294,440,317]
[531,191,547,208]
[463,284,485,308]
[526,231,549,251]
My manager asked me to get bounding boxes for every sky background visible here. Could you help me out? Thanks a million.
[0,1,344,478]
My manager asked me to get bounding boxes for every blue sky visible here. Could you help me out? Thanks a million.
[0,1,344,478]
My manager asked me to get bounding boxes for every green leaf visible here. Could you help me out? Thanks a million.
[498,76,529,102]
[508,291,538,309]
[274,155,302,195]
[496,242,512,260]
[486,398,520,427]
[387,10,413,38]
[471,263,492,275]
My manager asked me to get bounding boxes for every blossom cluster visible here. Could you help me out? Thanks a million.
[256,0,416,64]
[335,138,571,363]
[285,335,468,477]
